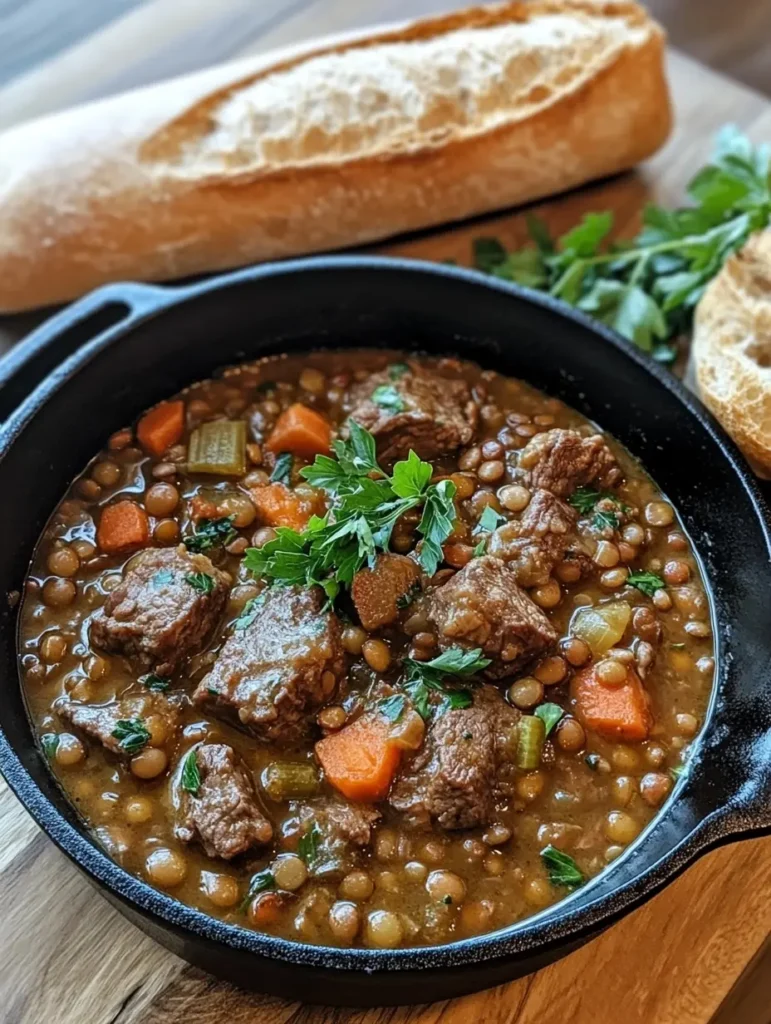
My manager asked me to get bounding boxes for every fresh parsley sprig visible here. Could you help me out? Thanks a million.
[244,423,458,600]
[627,570,666,597]
[568,486,628,531]
[402,646,491,719]
[184,516,237,553]
[541,845,584,889]
[473,126,771,362]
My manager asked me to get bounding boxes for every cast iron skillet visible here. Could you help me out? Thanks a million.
[0,256,770,1007]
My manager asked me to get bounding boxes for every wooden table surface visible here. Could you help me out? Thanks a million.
[1,6,771,1024]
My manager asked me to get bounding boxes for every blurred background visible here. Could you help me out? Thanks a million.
[0,0,769,133]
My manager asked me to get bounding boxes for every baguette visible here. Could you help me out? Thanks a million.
[693,230,771,477]
[0,0,671,313]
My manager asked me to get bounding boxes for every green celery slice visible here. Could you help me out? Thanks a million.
[187,420,246,476]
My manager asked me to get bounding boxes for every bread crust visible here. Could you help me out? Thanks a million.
[0,0,671,312]
[693,230,771,477]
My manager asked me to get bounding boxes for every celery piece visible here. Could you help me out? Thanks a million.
[187,420,246,476]
[516,715,545,771]
[261,762,320,801]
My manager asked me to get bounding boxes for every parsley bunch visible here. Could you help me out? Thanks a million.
[473,126,771,363]
[243,422,457,601]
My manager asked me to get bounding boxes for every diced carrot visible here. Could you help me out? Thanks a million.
[351,553,421,631]
[250,482,325,531]
[136,400,185,457]
[571,663,653,742]
[96,500,150,554]
[316,713,401,802]
[265,403,331,460]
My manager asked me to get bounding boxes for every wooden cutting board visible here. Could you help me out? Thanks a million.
[1,47,771,1024]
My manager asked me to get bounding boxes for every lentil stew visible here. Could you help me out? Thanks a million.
[19,350,714,949]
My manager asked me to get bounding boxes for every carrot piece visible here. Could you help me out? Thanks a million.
[136,400,185,457]
[265,403,331,459]
[96,500,150,554]
[571,663,653,742]
[316,713,401,802]
[250,482,325,531]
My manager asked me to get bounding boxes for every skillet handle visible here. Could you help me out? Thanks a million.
[0,282,174,425]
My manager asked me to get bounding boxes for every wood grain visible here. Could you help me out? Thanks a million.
[0,11,770,1024]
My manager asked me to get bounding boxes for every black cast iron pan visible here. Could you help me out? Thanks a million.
[0,256,770,1006]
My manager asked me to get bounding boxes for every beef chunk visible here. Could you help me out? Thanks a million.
[193,585,344,746]
[427,556,557,679]
[516,428,620,498]
[351,553,421,631]
[91,546,230,676]
[488,489,591,587]
[294,799,380,878]
[58,690,182,756]
[175,743,273,859]
[390,686,520,829]
[346,365,477,462]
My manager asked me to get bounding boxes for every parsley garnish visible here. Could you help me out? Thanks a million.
[541,845,584,888]
[141,673,170,692]
[627,570,666,597]
[184,516,237,553]
[402,647,490,719]
[180,749,201,795]
[568,487,626,531]
[270,452,293,485]
[388,363,409,380]
[396,581,420,610]
[234,594,265,631]
[185,572,215,595]
[670,765,686,781]
[240,868,276,911]
[378,694,406,722]
[151,569,175,588]
[472,127,771,361]
[244,424,458,599]
[474,506,506,535]
[534,702,564,737]
[41,733,60,759]
[297,822,322,866]
[371,384,405,413]
[111,719,150,755]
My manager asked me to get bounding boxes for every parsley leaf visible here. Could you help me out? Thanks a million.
[391,449,433,499]
[541,845,584,888]
[41,733,60,759]
[151,569,175,588]
[141,673,170,692]
[535,702,564,737]
[471,126,771,359]
[402,646,490,719]
[184,516,237,553]
[388,363,410,380]
[185,572,215,595]
[270,451,293,484]
[111,719,150,755]
[568,487,603,514]
[568,487,625,530]
[474,505,506,534]
[371,384,405,413]
[180,749,201,795]
[297,822,322,865]
[379,694,406,722]
[234,594,265,631]
[593,508,621,531]
[416,478,457,575]
[240,868,276,911]
[627,570,666,597]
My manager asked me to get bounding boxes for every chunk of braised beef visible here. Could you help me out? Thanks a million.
[390,685,520,830]
[427,556,557,679]
[351,553,421,631]
[175,743,273,859]
[90,546,230,676]
[193,585,344,746]
[291,799,381,878]
[57,690,183,756]
[515,428,620,498]
[346,365,477,462]
[488,489,591,587]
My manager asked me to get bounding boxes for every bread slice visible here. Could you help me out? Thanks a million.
[0,0,671,311]
[693,230,771,476]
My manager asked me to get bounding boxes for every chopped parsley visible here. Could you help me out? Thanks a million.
[141,673,170,692]
[568,487,627,531]
[378,694,406,723]
[180,749,201,795]
[371,384,405,413]
[627,570,666,597]
[184,515,237,553]
[534,702,564,737]
[474,505,506,535]
[541,845,584,889]
[402,647,490,719]
[151,569,175,588]
[41,733,60,759]
[244,423,458,600]
[396,581,421,610]
[670,764,686,781]
[388,363,410,380]
[297,822,322,866]
[270,452,293,485]
[111,718,151,755]
[240,868,276,911]
[234,594,265,631]
[473,539,487,557]
[185,572,215,595]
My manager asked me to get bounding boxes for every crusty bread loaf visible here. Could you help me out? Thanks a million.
[693,230,771,477]
[0,0,671,312]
